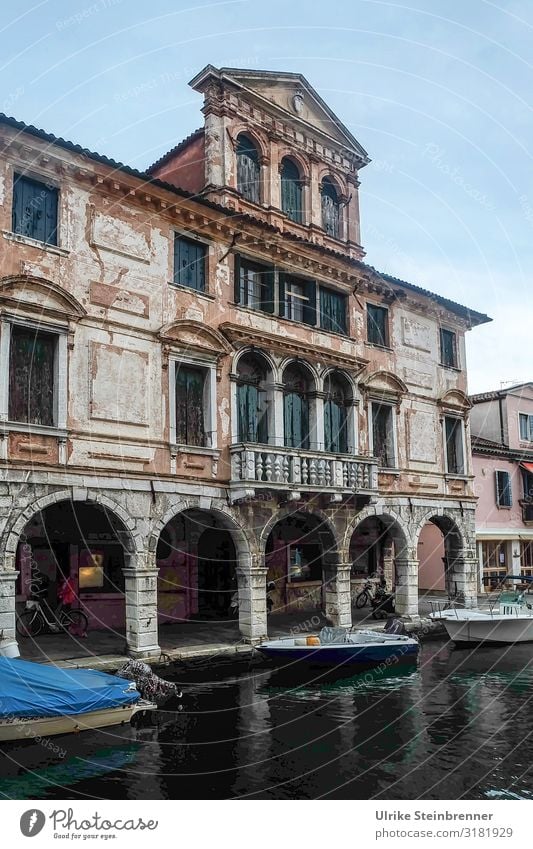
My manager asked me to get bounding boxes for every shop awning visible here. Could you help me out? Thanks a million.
[521,462,533,474]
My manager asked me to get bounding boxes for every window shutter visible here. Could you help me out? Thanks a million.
[234,255,241,304]
[303,280,316,326]
[262,268,275,313]
[278,273,286,318]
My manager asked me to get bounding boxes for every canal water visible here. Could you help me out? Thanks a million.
[1,640,532,800]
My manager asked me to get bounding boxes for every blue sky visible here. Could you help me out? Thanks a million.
[2,0,532,392]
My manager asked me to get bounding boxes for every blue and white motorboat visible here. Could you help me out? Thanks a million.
[256,627,419,668]
[0,657,156,742]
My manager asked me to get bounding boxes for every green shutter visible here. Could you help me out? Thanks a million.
[262,268,275,313]
[234,254,241,303]
[278,273,286,317]
[303,280,316,326]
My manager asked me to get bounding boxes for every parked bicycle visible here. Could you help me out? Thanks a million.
[16,599,88,638]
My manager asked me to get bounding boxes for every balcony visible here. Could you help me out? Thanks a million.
[229,443,378,502]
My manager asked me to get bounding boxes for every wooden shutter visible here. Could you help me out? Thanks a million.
[496,471,512,507]
[302,280,316,326]
[8,327,55,425]
[278,273,286,318]
[233,254,241,303]
[236,136,260,203]
[281,160,303,223]
[261,267,275,313]
[174,237,206,291]
[175,366,205,446]
[13,175,58,245]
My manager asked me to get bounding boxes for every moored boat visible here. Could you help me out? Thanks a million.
[431,578,533,644]
[256,626,419,667]
[0,657,156,742]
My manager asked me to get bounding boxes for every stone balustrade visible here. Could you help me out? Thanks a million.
[230,443,378,499]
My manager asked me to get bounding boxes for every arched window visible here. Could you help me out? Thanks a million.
[321,177,341,239]
[236,353,268,443]
[236,134,260,203]
[280,158,303,223]
[283,362,310,449]
[324,372,349,454]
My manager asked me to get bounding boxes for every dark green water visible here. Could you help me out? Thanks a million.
[1,640,533,800]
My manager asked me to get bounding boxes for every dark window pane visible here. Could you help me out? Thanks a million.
[175,365,206,446]
[12,174,58,245]
[9,326,55,425]
[320,287,347,334]
[173,236,206,291]
[445,417,464,474]
[367,305,388,346]
[496,470,512,507]
[280,159,303,223]
[440,329,457,368]
[236,135,260,203]
[372,403,394,467]
[321,178,340,238]
[283,364,310,449]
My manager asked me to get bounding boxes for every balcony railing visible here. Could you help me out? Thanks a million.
[230,443,378,500]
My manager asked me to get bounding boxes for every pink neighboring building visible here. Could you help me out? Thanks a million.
[469,383,533,591]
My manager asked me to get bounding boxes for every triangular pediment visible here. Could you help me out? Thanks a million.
[190,66,369,163]
[0,276,86,321]
[159,320,234,356]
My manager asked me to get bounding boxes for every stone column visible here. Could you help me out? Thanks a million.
[394,558,419,617]
[324,564,352,629]
[237,562,268,642]
[0,570,19,657]
[123,556,160,658]
[447,551,478,608]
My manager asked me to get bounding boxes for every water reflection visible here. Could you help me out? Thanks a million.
[1,642,532,800]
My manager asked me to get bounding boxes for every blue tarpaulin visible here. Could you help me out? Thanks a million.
[0,657,139,718]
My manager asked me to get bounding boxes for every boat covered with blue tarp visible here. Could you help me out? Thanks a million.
[0,657,140,718]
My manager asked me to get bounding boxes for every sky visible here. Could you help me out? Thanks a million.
[1,0,532,393]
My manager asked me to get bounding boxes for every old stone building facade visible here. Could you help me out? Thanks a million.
[0,66,490,657]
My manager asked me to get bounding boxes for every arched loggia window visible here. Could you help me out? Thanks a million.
[283,362,311,449]
[321,177,341,239]
[324,372,350,454]
[280,158,303,223]
[236,134,260,203]
[236,352,269,443]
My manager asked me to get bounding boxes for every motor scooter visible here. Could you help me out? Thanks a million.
[371,587,395,619]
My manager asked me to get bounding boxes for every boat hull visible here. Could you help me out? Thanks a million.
[443,615,533,644]
[0,702,156,742]
[257,641,419,668]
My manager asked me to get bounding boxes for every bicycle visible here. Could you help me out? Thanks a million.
[354,580,377,609]
[16,599,88,638]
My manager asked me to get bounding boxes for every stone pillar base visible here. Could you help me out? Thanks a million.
[0,570,19,656]
[324,564,352,629]
[394,558,419,617]
[238,566,268,641]
[123,567,160,658]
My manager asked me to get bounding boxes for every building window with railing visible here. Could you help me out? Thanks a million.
[324,372,349,453]
[283,362,311,449]
[236,352,269,444]
[236,134,260,203]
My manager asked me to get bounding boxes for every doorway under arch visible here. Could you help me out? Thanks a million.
[156,509,238,624]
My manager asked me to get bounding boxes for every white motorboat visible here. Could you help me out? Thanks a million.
[431,578,533,644]
[0,701,156,743]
